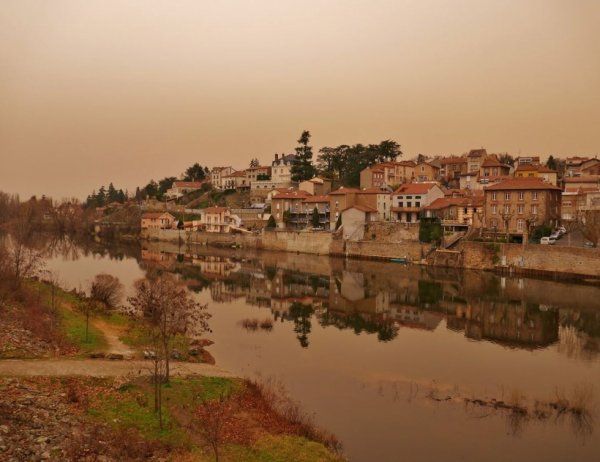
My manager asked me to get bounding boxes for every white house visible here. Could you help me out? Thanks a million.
[391,183,444,223]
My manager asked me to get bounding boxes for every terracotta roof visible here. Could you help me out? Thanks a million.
[303,195,330,203]
[358,188,390,194]
[329,187,361,195]
[440,157,467,165]
[563,175,600,183]
[515,164,557,173]
[224,171,247,178]
[203,207,229,214]
[467,149,487,158]
[481,156,509,168]
[393,183,439,195]
[342,204,377,213]
[484,178,561,191]
[173,181,203,188]
[424,196,484,211]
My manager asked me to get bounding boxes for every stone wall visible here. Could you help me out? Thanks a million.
[460,241,600,278]
[345,240,424,261]
[363,222,419,242]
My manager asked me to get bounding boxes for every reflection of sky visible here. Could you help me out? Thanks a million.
[45,246,600,462]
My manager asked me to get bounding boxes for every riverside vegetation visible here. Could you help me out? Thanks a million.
[0,225,344,460]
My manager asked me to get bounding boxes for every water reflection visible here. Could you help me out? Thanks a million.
[134,242,600,357]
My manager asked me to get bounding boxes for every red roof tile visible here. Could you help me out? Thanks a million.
[393,183,439,195]
[484,178,561,191]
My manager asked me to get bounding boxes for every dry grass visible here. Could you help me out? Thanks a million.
[239,317,274,332]
[248,376,343,454]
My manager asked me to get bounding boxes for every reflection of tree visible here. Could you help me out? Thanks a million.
[318,311,398,342]
[289,302,314,348]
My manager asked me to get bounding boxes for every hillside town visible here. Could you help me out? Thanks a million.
[136,149,600,249]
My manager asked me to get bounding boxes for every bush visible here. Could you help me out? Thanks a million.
[419,217,442,243]
[266,215,276,229]
[90,274,124,308]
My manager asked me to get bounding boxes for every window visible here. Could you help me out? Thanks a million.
[398,202,403,207]
[492,205,497,214]
[518,192,524,201]
[517,204,524,214]
[531,205,538,214]
[492,192,497,201]
[415,202,420,208]
[504,204,510,214]
[505,192,511,200]
[517,219,524,231]
[407,202,412,208]
[532,191,538,200]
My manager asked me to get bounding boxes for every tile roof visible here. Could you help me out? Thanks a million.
[329,187,361,195]
[484,178,561,191]
[342,204,378,213]
[272,191,311,199]
[393,183,439,195]
[358,188,390,194]
[303,195,330,203]
[563,175,600,183]
[142,212,174,219]
[173,181,204,188]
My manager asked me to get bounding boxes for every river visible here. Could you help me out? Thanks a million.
[44,237,600,462]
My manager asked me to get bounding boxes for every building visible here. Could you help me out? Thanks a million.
[299,177,332,196]
[563,176,600,191]
[414,162,440,182]
[201,207,235,233]
[565,156,600,177]
[391,183,445,223]
[271,153,297,185]
[141,212,176,230]
[354,188,392,221]
[438,156,468,182]
[514,164,558,185]
[165,181,205,200]
[211,167,236,190]
[299,195,330,229]
[483,178,561,238]
[514,156,541,166]
[270,190,312,228]
[359,161,416,189]
[329,187,361,230]
[222,170,249,190]
[561,189,585,221]
[245,165,271,184]
[341,205,378,240]
[422,195,484,231]
[467,149,487,173]
[479,156,511,178]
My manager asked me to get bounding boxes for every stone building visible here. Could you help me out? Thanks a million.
[391,183,445,223]
[483,178,561,238]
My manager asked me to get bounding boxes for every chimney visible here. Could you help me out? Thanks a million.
[275,153,279,161]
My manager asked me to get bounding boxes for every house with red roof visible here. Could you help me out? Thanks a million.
[422,195,484,231]
[514,163,558,185]
[201,206,236,233]
[141,212,176,230]
[483,178,561,238]
[391,183,444,223]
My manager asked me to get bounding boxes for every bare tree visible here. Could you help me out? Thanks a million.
[580,210,600,247]
[128,274,211,382]
[195,392,235,462]
[90,273,124,309]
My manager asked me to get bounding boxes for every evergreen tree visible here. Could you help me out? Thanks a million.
[335,214,342,230]
[184,163,205,181]
[96,186,107,207]
[546,155,557,170]
[311,207,320,228]
[266,215,276,228]
[291,130,315,182]
[107,183,118,203]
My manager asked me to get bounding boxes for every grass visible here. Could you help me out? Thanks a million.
[25,280,108,355]
[85,376,344,461]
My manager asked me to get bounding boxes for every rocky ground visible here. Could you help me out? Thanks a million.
[0,304,60,359]
[0,377,168,461]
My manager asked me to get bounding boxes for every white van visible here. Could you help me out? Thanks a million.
[540,236,556,245]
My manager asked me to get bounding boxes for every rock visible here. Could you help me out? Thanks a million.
[89,352,106,359]
[35,436,49,444]
[0,425,8,434]
[41,451,51,460]
[106,353,124,361]
[190,338,214,348]
[143,350,156,359]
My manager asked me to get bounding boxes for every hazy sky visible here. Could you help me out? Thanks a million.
[1,0,599,199]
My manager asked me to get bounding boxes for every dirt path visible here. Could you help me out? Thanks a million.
[91,317,135,358]
[0,359,235,378]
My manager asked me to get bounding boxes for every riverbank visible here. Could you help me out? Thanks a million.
[0,375,343,461]
[141,228,600,280]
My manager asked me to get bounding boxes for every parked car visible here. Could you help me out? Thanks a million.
[541,236,556,245]
[584,241,595,248]
[550,232,561,240]
[558,226,567,234]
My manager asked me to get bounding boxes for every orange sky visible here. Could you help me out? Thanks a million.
[1,0,599,199]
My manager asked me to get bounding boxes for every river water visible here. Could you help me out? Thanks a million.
[45,238,600,462]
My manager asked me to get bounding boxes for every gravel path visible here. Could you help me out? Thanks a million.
[0,359,235,378]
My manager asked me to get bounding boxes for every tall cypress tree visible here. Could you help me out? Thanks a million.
[291,130,316,182]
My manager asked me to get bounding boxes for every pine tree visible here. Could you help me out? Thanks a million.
[291,130,315,182]
[266,215,276,228]
[311,207,320,228]
[335,214,342,230]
